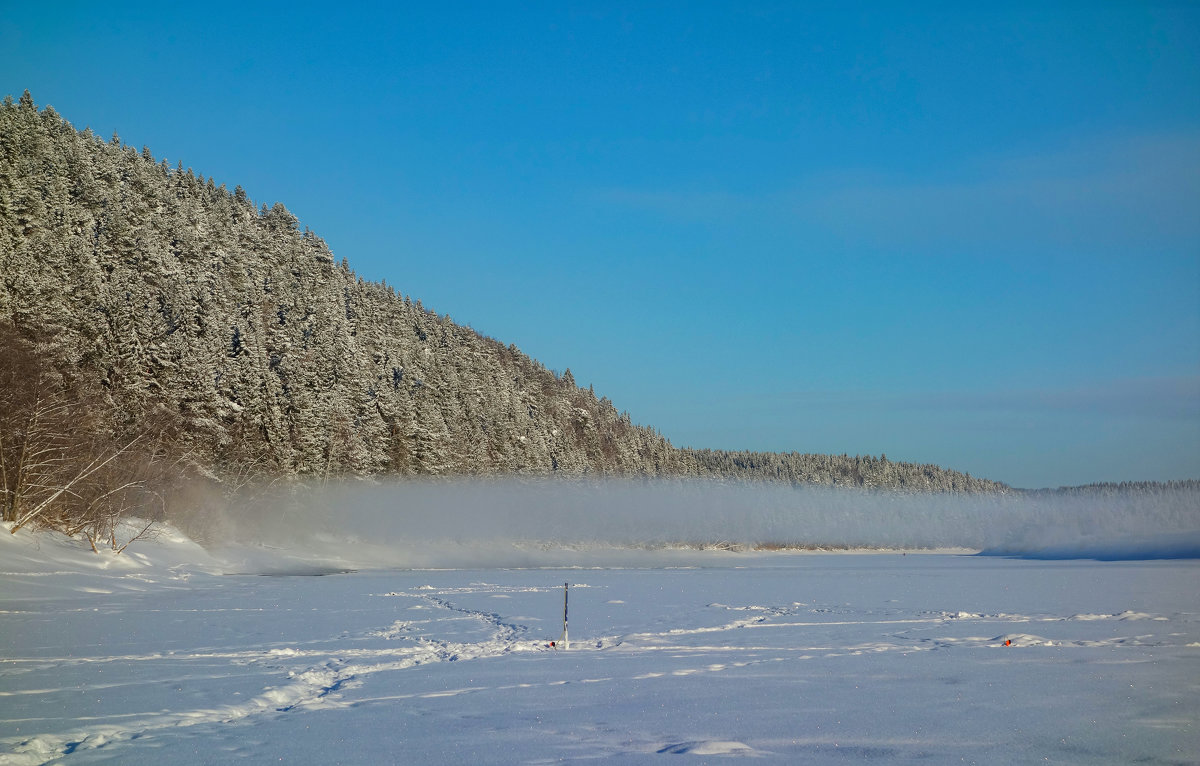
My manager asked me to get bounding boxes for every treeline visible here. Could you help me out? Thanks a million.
[682,449,1002,492]
[1023,480,1200,497]
[2,92,1009,538]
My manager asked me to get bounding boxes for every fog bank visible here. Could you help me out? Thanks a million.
[195,478,1200,569]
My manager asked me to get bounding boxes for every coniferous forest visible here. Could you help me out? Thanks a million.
[1,93,1011,543]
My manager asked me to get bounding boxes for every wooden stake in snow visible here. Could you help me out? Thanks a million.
[561,582,569,650]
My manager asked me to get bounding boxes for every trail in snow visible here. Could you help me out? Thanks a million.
[0,587,554,765]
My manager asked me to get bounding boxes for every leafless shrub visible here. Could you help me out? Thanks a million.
[1,323,190,551]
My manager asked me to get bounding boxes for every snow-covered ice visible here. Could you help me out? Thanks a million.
[1,520,1197,765]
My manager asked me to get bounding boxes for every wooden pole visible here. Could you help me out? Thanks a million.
[562,582,569,650]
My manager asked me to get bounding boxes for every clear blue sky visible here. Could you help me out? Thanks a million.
[5,2,1198,488]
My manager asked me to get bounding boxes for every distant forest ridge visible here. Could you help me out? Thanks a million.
[1024,480,1200,496]
[0,91,1068,540]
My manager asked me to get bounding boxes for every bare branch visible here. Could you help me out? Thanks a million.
[11,436,143,533]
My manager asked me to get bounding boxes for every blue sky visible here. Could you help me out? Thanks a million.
[4,2,1198,487]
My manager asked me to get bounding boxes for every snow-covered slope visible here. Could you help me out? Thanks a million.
[0,520,225,599]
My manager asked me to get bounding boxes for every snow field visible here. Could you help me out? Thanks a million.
[0,526,1197,764]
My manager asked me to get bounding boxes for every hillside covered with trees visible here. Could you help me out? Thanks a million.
[1,92,1006,542]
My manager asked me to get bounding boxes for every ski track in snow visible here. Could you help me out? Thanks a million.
[3,577,1192,766]
[0,587,547,765]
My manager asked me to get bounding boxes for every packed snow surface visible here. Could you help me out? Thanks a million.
[1,518,1197,765]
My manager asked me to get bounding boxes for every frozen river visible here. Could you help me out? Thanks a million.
[1,530,1196,765]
